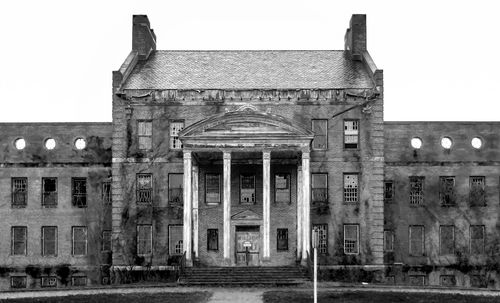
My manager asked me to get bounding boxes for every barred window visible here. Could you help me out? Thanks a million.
[72,178,87,208]
[312,119,328,150]
[71,276,87,286]
[277,228,288,251]
[409,176,424,205]
[138,121,152,150]
[384,230,394,252]
[470,176,486,206]
[169,121,184,150]
[343,173,359,203]
[11,226,27,255]
[137,225,152,256]
[72,226,87,256]
[275,173,291,203]
[10,276,27,288]
[344,120,359,149]
[137,174,153,204]
[384,181,394,203]
[42,226,57,256]
[42,177,57,207]
[440,225,455,255]
[205,174,221,204]
[440,275,456,286]
[344,224,359,254]
[41,276,57,288]
[470,225,485,255]
[240,175,256,204]
[102,181,111,205]
[440,176,456,206]
[207,229,218,251]
[409,225,424,256]
[313,224,328,254]
[169,225,183,255]
[168,174,183,205]
[102,230,112,252]
[12,177,27,207]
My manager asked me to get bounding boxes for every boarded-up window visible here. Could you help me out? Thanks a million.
[312,174,328,204]
[11,178,27,207]
[344,224,359,254]
[137,174,153,203]
[275,174,291,203]
[440,177,456,206]
[41,276,57,288]
[72,226,87,256]
[11,226,27,255]
[409,275,425,286]
[470,275,487,288]
[470,225,485,255]
[344,120,359,149]
[384,230,394,252]
[42,177,57,207]
[205,174,221,204]
[240,175,255,204]
[409,225,424,256]
[470,176,486,206]
[384,181,394,203]
[72,276,87,286]
[168,174,183,205]
[440,225,454,255]
[343,173,358,203]
[169,225,183,255]
[409,176,424,205]
[137,225,152,255]
[313,224,328,254]
[102,181,111,205]
[10,276,27,288]
[312,119,328,150]
[42,226,57,256]
[102,230,112,252]
[169,121,184,150]
[440,275,456,286]
[138,121,152,150]
[72,178,87,208]
[277,228,288,251]
[207,229,218,251]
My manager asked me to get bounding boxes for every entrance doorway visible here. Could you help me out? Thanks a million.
[235,226,260,266]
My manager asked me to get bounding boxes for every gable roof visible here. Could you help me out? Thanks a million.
[122,50,374,90]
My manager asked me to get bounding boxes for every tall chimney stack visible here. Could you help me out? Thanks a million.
[344,14,367,61]
[132,15,156,60]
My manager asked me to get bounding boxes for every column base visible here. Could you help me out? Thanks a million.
[300,258,308,267]
[185,259,193,267]
[223,258,232,266]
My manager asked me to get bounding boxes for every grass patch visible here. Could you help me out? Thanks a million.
[3,292,211,303]
[263,291,500,303]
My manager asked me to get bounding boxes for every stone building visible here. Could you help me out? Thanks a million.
[0,14,499,289]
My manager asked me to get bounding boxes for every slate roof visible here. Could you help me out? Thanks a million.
[122,50,374,90]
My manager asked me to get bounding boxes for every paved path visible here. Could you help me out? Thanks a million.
[208,289,263,303]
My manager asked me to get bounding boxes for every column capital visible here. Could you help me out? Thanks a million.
[263,150,271,160]
[223,151,231,160]
[302,152,310,160]
[183,150,192,159]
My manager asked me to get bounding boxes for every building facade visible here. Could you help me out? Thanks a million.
[0,14,499,289]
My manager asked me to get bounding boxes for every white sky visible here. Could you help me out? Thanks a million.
[1,0,499,122]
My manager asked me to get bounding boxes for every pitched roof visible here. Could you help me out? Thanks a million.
[122,50,374,90]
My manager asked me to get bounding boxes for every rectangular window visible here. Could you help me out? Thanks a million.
[312,174,328,204]
[102,181,111,205]
[168,174,183,205]
[10,276,27,288]
[409,176,424,205]
[344,224,359,254]
[205,174,221,204]
[207,229,218,251]
[344,120,359,149]
[169,225,183,255]
[312,119,328,150]
[169,121,184,150]
[313,224,328,254]
[72,226,87,256]
[41,226,57,256]
[470,176,486,206]
[470,275,487,288]
[42,177,57,207]
[384,230,394,252]
[138,121,152,150]
[275,173,291,203]
[102,230,112,252]
[440,275,456,287]
[71,276,87,287]
[470,225,485,255]
[384,181,394,203]
[240,175,256,204]
[11,177,27,207]
[409,275,426,286]
[277,228,289,251]
[11,226,27,255]
[41,276,57,288]
[137,174,153,204]
[343,173,359,203]
[72,178,87,208]
[137,225,153,256]
[440,176,456,206]
[440,225,455,255]
[409,225,424,256]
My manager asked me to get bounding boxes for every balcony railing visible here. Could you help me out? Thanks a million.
[137,189,152,203]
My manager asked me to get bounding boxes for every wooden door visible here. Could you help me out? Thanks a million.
[235,230,260,266]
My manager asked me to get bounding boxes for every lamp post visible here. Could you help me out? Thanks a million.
[312,227,319,303]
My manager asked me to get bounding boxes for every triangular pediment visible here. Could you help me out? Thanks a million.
[231,209,261,221]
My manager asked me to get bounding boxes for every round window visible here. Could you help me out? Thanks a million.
[45,138,56,150]
[75,138,86,150]
[14,138,26,150]
[441,137,453,149]
[471,137,482,149]
[411,137,422,149]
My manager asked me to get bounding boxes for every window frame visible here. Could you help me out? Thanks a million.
[313,224,328,255]
[137,120,153,151]
[343,173,359,203]
[409,225,425,256]
[409,176,424,206]
[102,230,112,253]
[71,177,87,208]
[11,177,27,208]
[169,120,185,150]
[205,173,221,204]
[470,176,486,207]
[136,173,153,204]
[311,173,328,205]
[41,226,57,257]
[439,176,456,207]
[11,226,27,256]
[439,225,455,255]
[343,119,359,149]
[277,228,289,251]
[343,224,360,255]
[72,226,88,256]
[384,230,394,252]
[240,174,256,204]
[168,173,183,205]
[71,276,87,287]
[274,173,291,204]
[207,228,219,251]
[311,119,328,150]
[10,276,27,289]
[42,177,58,208]
[168,224,184,255]
[41,276,57,288]
[470,225,485,255]
[136,224,153,256]
[102,181,112,206]
[384,180,394,203]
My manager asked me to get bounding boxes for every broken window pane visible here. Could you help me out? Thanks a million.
[384,181,394,203]
[72,178,87,208]
[11,178,27,207]
[344,120,359,149]
[409,176,424,205]
[42,178,58,207]
[137,174,153,203]
[313,224,328,254]
[240,175,255,204]
[343,173,358,203]
[170,121,184,150]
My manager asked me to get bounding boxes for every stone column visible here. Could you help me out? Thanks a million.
[223,151,231,262]
[183,151,193,265]
[192,165,199,260]
[297,165,303,260]
[302,151,311,262]
[262,151,271,260]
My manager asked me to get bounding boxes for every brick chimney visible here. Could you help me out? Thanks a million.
[344,14,367,61]
[132,15,156,60]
